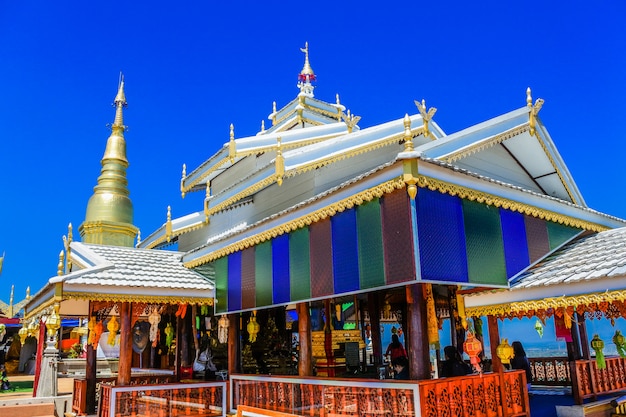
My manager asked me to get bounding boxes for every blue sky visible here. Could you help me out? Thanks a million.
[0,2,625,305]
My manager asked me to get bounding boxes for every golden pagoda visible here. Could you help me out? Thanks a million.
[79,76,138,247]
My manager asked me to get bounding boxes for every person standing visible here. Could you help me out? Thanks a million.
[385,334,407,362]
[440,345,472,377]
[510,341,532,389]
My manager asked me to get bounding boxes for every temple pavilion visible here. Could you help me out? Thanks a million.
[22,44,626,417]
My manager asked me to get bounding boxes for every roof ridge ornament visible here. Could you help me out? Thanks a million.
[298,42,316,96]
[341,109,361,133]
[415,99,437,140]
[526,87,544,137]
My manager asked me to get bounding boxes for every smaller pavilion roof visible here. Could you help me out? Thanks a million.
[463,227,626,317]
[25,242,214,319]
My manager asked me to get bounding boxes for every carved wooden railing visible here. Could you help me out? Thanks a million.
[72,374,175,415]
[529,357,571,386]
[98,381,226,417]
[571,357,626,404]
[230,371,530,417]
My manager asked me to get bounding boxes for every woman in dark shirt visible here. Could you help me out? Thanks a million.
[510,341,532,388]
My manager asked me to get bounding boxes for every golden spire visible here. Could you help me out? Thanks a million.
[180,164,187,198]
[299,42,315,78]
[79,74,138,247]
[228,124,236,162]
[298,42,316,95]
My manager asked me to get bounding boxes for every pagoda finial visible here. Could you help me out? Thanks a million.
[204,181,211,224]
[180,164,187,198]
[261,120,265,132]
[112,73,127,131]
[403,114,414,151]
[298,42,316,96]
[166,206,172,242]
[229,124,236,162]
[136,229,141,247]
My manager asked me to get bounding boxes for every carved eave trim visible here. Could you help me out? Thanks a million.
[63,291,213,305]
[187,169,609,269]
[417,175,608,232]
[143,220,206,250]
[182,132,347,196]
[441,124,530,163]
[204,128,424,219]
[465,289,626,318]
[184,178,407,267]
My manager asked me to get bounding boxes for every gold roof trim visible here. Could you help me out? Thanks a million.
[24,297,56,321]
[465,289,626,317]
[63,291,214,305]
[181,131,345,195]
[186,169,607,269]
[144,220,207,249]
[416,175,608,232]
[184,178,407,267]
[442,124,530,164]
[442,122,577,204]
[200,129,423,220]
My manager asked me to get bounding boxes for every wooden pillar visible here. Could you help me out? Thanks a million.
[406,283,431,380]
[117,302,132,386]
[487,315,503,373]
[297,302,313,376]
[180,306,190,367]
[227,313,239,376]
[578,312,591,360]
[85,335,97,414]
[367,293,383,366]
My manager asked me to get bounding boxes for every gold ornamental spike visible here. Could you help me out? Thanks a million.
[180,164,187,198]
[403,114,413,151]
[166,206,172,242]
[299,42,314,77]
[275,137,285,186]
[526,87,544,137]
[229,124,236,163]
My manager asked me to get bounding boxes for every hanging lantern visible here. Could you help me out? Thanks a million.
[534,319,544,338]
[18,324,28,344]
[247,311,260,343]
[87,316,97,346]
[463,331,483,373]
[496,338,515,365]
[218,315,229,344]
[27,319,38,338]
[165,322,175,348]
[148,308,161,347]
[591,334,606,370]
[46,308,61,339]
[107,316,120,346]
[613,330,626,358]
[91,321,103,349]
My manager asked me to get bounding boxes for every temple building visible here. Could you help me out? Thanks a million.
[21,44,626,416]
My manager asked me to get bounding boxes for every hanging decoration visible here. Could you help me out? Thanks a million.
[175,303,188,319]
[0,324,5,340]
[165,322,175,348]
[382,301,392,320]
[613,330,626,358]
[463,331,483,373]
[247,311,260,343]
[473,317,483,337]
[87,317,97,346]
[591,334,606,370]
[496,338,514,365]
[218,315,229,344]
[91,321,103,349]
[424,284,439,346]
[148,308,161,347]
[18,324,28,343]
[200,305,209,316]
[456,287,468,330]
[534,319,544,338]
[107,316,119,346]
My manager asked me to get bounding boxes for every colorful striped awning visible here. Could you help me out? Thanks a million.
[212,188,581,313]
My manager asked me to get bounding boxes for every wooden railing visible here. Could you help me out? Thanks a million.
[98,381,227,417]
[230,370,530,417]
[529,357,571,386]
[571,357,626,404]
[72,374,175,415]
